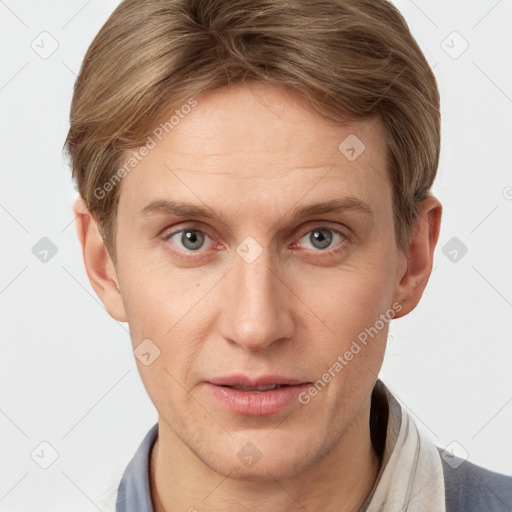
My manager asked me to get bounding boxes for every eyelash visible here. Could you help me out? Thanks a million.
[162,223,349,260]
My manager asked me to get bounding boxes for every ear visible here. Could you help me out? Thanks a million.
[392,195,442,318]
[73,197,127,322]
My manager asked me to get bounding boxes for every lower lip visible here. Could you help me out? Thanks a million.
[204,383,310,415]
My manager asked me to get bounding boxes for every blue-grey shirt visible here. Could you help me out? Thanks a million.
[116,380,512,511]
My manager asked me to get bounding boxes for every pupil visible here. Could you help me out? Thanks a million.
[311,229,332,249]
[182,230,204,250]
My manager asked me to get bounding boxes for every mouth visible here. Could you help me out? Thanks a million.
[223,383,289,392]
[204,375,311,415]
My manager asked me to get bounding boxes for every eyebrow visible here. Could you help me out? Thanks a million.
[137,197,373,223]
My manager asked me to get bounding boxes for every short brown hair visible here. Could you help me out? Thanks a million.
[64,0,440,264]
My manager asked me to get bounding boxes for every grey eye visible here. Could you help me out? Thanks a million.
[309,229,333,249]
[299,228,344,250]
[170,230,208,251]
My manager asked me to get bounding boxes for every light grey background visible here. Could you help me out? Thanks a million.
[1,0,511,510]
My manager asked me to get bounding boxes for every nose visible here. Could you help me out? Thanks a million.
[218,240,295,352]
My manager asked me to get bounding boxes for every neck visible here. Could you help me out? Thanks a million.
[150,397,381,512]
[150,397,380,512]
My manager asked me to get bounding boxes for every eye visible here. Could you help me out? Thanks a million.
[163,224,348,258]
[166,228,214,252]
[297,227,346,251]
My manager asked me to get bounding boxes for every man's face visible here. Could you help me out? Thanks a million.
[112,83,407,480]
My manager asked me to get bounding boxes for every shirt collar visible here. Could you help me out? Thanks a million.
[359,378,402,510]
[116,378,402,512]
[116,422,158,512]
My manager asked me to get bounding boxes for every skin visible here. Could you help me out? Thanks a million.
[74,82,442,512]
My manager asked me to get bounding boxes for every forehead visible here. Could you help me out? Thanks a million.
[118,83,392,220]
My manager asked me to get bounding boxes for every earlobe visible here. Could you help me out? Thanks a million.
[73,198,127,322]
[392,195,442,318]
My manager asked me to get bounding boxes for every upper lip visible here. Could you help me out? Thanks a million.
[206,375,308,387]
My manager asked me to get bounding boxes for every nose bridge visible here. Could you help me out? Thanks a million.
[221,238,292,351]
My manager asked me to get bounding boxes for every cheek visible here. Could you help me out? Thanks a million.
[118,264,212,372]
[300,270,392,411]
[118,257,190,339]
[121,272,205,415]
[297,260,394,339]
[289,253,396,395]
[121,283,170,344]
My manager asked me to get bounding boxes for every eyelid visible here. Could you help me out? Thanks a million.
[163,222,213,239]
[295,222,349,240]
[162,221,350,256]
[292,223,349,252]
[163,223,218,247]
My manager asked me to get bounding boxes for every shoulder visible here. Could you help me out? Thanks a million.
[438,449,512,512]
[116,423,158,512]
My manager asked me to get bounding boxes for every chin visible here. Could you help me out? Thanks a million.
[216,457,306,482]
[204,437,324,483]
